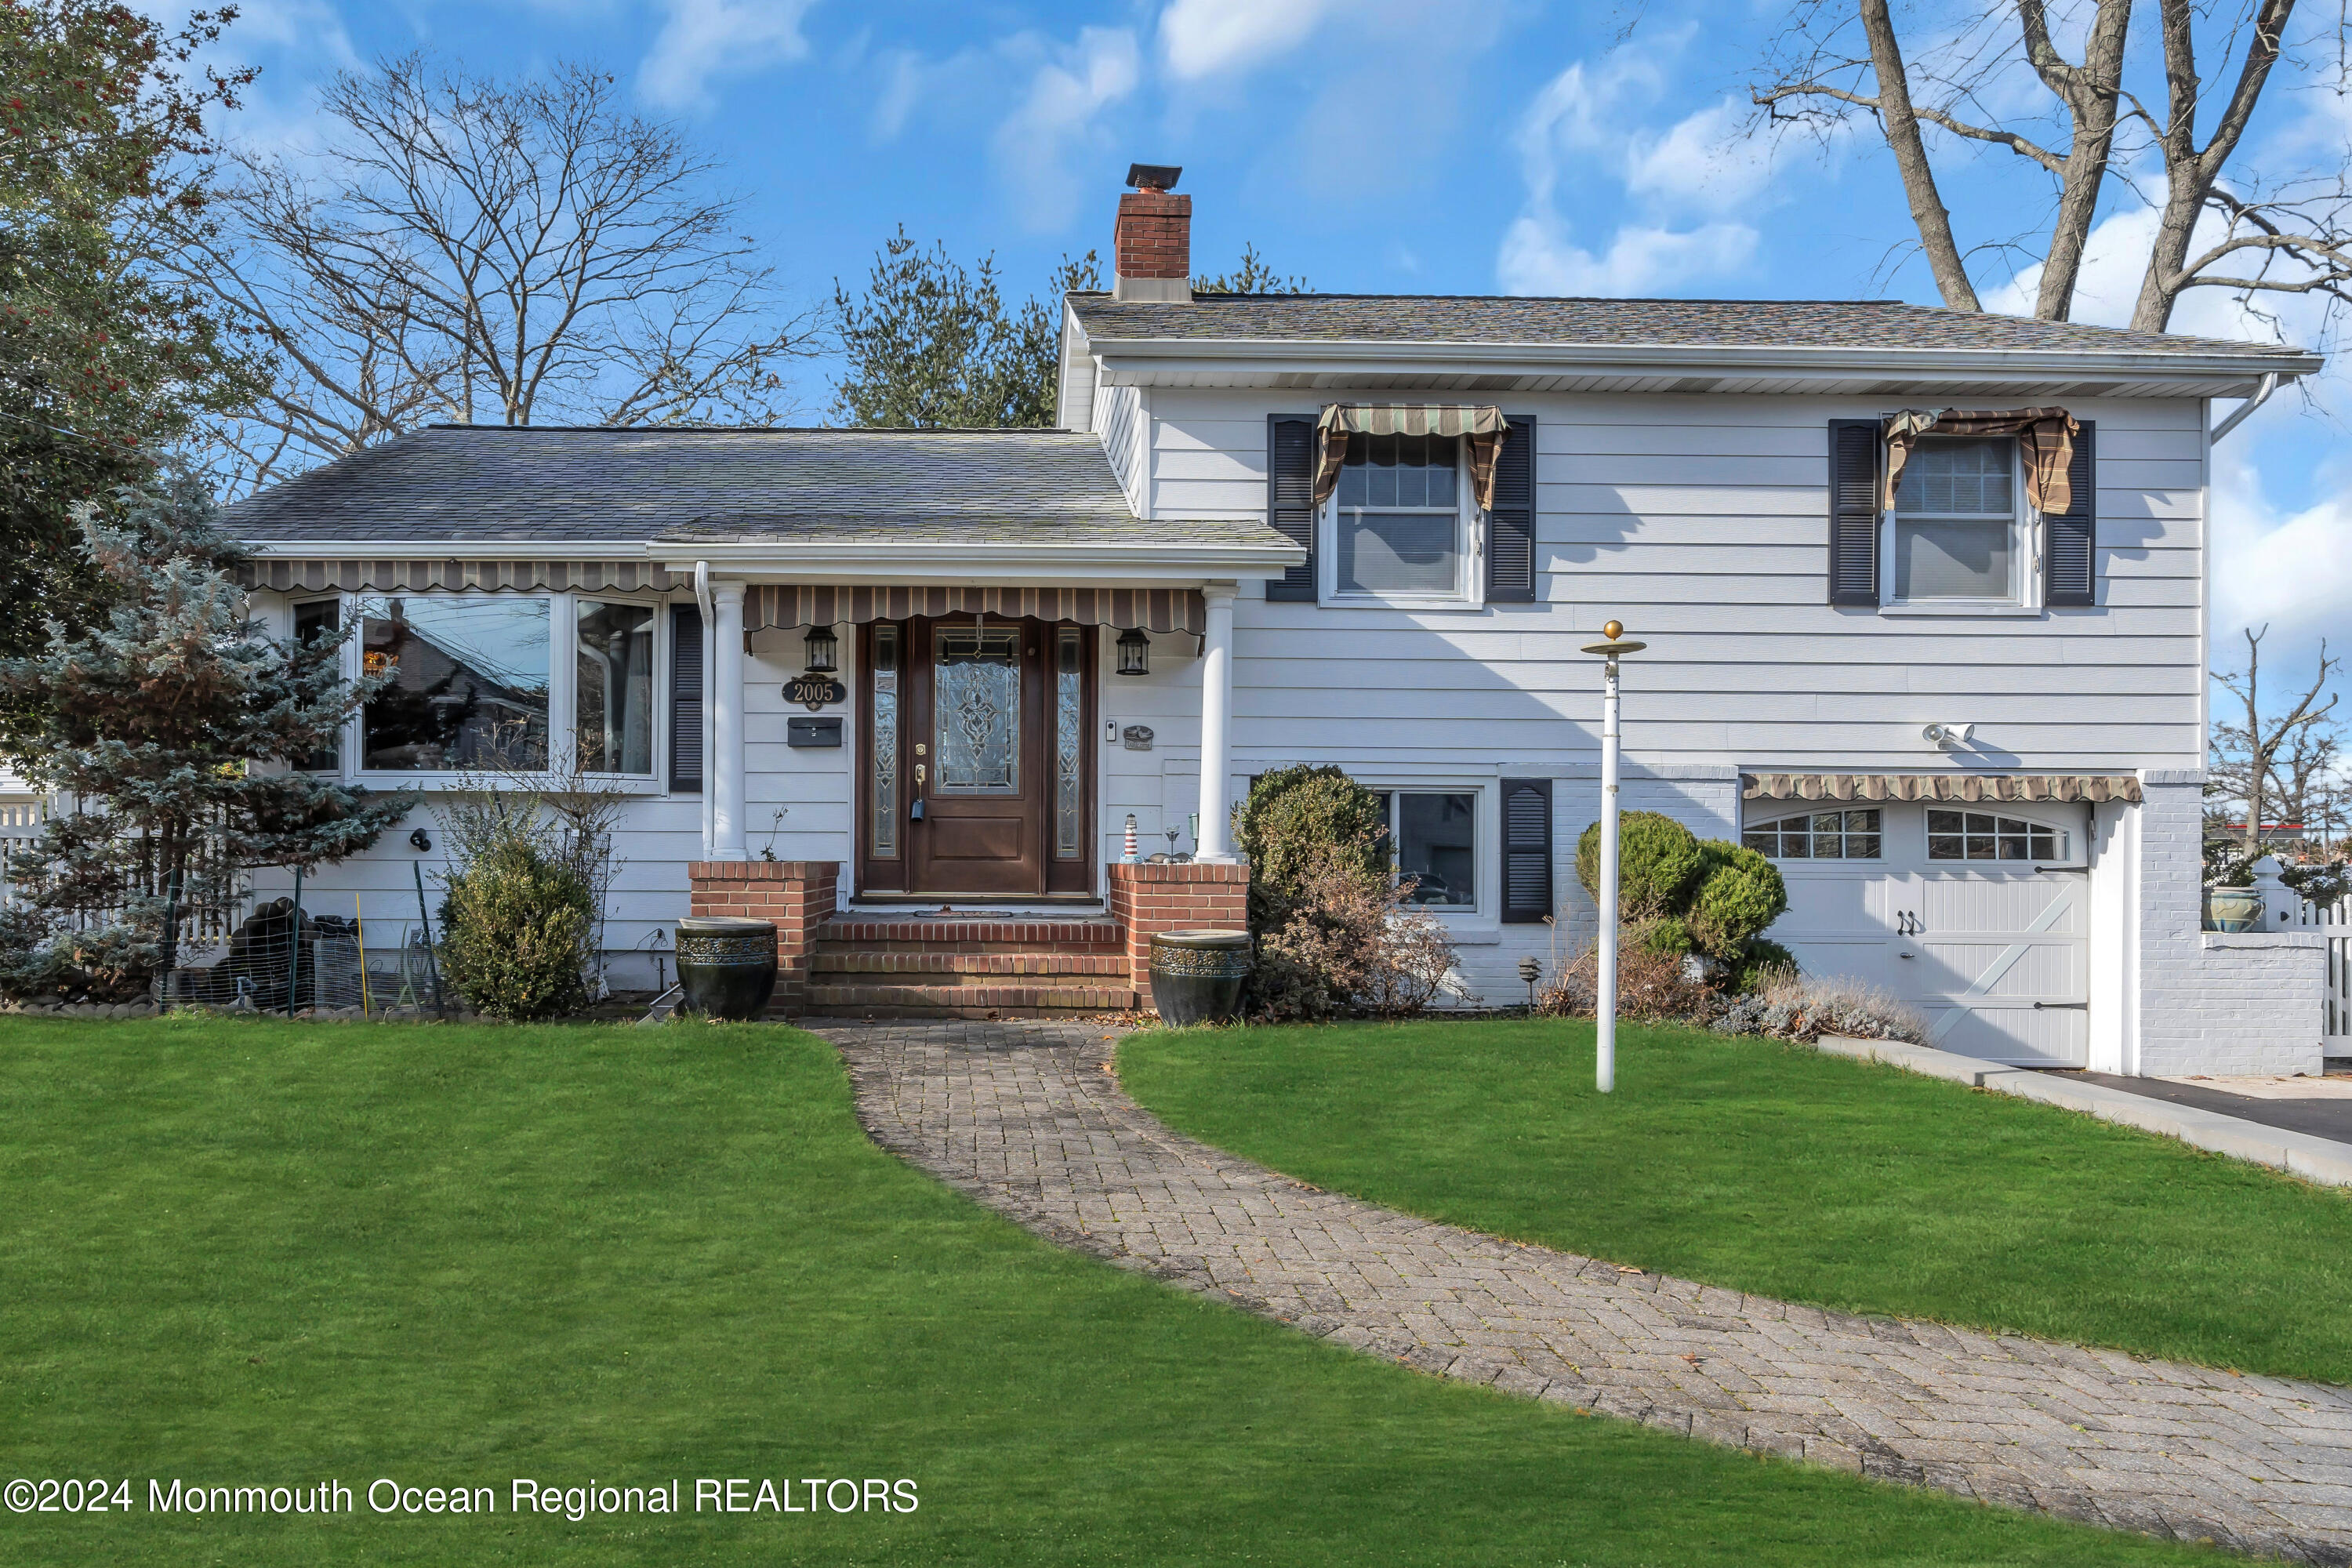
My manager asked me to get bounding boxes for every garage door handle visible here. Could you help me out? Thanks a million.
[2032,1001,2088,1010]
[2032,866,2086,874]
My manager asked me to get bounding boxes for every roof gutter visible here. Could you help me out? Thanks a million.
[1083,336,2322,386]
[2209,370,2280,444]
[655,539,1303,583]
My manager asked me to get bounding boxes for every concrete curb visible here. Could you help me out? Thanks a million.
[1817,1036,2352,1189]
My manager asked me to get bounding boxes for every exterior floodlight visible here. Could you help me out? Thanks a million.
[1116,627,1151,676]
[1922,721,1975,750]
[802,624,839,675]
[1578,619,1648,1094]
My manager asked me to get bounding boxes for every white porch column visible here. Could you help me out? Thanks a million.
[710,581,748,860]
[1194,583,1239,862]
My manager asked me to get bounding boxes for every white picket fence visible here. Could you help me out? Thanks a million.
[0,810,246,946]
[2282,893,2352,1051]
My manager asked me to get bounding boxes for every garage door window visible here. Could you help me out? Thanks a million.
[1927,810,2064,862]
[1743,809,1881,860]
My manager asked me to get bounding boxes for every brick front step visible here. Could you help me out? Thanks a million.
[818,918,1121,949]
[804,982,1138,1018]
[811,950,1130,978]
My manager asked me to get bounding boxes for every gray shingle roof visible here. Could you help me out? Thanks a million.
[223,425,1245,550]
[1069,292,2310,359]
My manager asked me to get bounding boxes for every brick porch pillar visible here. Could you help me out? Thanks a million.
[688,860,839,1014]
[1108,860,1250,1014]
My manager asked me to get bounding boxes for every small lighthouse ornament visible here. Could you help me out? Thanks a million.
[1122,814,1140,862]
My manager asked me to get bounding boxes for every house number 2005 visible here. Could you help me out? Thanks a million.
[786,677,845,710]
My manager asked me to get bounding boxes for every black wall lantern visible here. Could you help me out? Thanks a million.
[1116,627,1150,677]
[802,623,839,674]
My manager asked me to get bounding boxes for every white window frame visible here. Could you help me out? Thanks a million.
[1741,800,2089,872]
[1319,434,1486,611]
[304,589,672,792]
[1357,778,1497,924]
[1878,434,2045,616]
[1743,806,1886,863]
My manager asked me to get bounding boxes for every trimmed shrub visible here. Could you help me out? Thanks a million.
[1575,811,1704,920]
[1235,764,1388,927]
[1632,915,1693,958]
[1730,938,1798,993]
[1248,842,1459,1022]
[437,837,596,1021]
[1685,843,1788,960]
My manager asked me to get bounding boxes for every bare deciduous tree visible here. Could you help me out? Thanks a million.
[175,55,815,492]
[1753,2,2352,332]
[2209,624,2340,856]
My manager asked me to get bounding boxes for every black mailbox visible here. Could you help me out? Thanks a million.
[787,717,843,748]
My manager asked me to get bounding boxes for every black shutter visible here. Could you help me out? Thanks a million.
[1266,416,1317,601]
[2045,420,2096,607]
[1828,418,1881,605]
[1486,415,1537,603]
[1501,777,1553,924]
[670,604,704,793]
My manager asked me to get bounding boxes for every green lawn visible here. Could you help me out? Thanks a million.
[0,1017,2223,1566]
[1119,1019,2352,1388]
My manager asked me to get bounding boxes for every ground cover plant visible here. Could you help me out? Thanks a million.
[0,1014,2222,1566]
[1120,1018,2352,1387]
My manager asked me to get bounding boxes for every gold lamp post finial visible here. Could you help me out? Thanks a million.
[1602,619,1623,641]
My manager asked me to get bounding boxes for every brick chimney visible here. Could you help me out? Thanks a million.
[1112,163,1192,303]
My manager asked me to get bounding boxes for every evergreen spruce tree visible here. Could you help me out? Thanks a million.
[0,2,260,712]
[0,464,410,997]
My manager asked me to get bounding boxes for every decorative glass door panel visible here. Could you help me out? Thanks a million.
[1054,628,1084,859]
[860,617,1094,898]
[934,627,1021,795]
[869,625,900,860]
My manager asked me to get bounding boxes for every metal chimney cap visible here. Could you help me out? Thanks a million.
[1126,163,1182,191]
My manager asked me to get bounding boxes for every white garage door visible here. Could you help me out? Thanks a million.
[1749,804,2089,1067]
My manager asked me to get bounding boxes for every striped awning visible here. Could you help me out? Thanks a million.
[1314,403,1508,512]
[1743,772,2142,804]
[746,585,1206,634]
[239,559,680,594]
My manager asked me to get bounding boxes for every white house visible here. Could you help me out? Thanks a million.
[223,166,2328,1075]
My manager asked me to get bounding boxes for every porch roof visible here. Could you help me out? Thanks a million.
[222,425,1287,564]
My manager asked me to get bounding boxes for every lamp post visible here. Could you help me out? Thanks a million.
[1580,619,1646,1094]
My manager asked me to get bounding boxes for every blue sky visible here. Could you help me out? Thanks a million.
[191,0,2347,699]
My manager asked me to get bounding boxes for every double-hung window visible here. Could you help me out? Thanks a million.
[1326,433,1478,605]
[1884,437,2031,608]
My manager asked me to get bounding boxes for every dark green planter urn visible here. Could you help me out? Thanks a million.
[676,916,779,1020]
[1149,929,1252,1026]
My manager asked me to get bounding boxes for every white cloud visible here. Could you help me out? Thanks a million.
[639,0,818,111]
[217,0,361,73]
[1159,0,1334,80]
[1992,198,2347,677]
[1499,218,1757,296]
[991,27,1141,231]
[2213,434,2352,652]
[1498,34,1771,297]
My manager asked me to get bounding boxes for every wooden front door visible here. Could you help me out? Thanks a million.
[858,617,1094,897]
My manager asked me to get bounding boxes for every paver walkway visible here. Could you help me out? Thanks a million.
[811,1018,2352,1564]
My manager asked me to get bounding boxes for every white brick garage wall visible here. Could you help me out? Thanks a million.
[2133,778,2326,1077]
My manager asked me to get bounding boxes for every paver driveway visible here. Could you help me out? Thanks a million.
[811,1018,2352,1563]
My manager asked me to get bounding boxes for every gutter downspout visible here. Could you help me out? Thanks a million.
[694,562,713,856]
[2209,371,2279,445]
